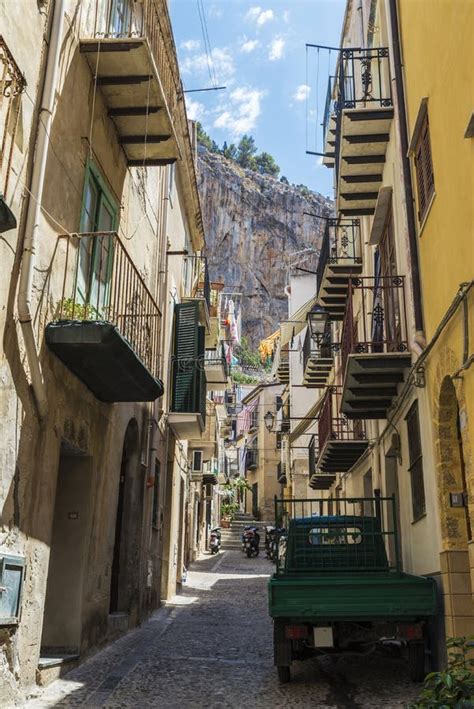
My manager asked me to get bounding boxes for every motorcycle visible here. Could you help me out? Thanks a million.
[243,526,260,557]
[209,526,221,554]
[264,525,275,558]
[267,527,286,562]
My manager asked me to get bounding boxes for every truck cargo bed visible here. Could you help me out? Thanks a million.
[268,571,437,621]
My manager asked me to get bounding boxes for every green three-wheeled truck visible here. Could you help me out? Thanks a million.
[268,496,437,683]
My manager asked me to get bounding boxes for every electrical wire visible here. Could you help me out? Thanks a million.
[196,0,217,88]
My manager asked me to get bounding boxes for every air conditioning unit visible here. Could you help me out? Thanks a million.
[192,450,203,473]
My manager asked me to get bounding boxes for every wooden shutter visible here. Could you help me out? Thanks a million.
[172,302,203,413]
[414,113,434,222]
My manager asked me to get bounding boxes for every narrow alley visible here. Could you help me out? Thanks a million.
[27,546,420,708]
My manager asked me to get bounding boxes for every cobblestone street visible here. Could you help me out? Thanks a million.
[27,550,421,708]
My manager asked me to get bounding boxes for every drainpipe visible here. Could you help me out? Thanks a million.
[17,0,65,421]
[388,0,424,338]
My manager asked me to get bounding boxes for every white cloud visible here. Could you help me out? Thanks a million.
[283,10,290,23]
[180,47,235,83]
[293,84,311,102]
[241,39,259,54]
[209,4,223,18]
[181,39,200,51]
[213,86,265,137]
[268,36,285,61]
[246,6,274,26]
[185,97,205,121]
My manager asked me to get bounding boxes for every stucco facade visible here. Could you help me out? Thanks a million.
[0,0,215,703]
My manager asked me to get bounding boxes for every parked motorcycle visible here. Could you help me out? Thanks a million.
[243,526,260,557]
[209,526,221,554]
[266,526,286,562]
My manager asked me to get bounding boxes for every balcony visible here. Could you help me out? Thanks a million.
[317,387,368,473]
[341,276,411,418]
[79,0,184,167]
[204,344,229,391]
[246,447,258,470]
[277,347,289,384]
[277,461,287,485]
[316,219,363,320]
[302,328,334,388]
[188,401,217,461]
[308,435,335,490]
[206,281,224,348]
[324,47,394,216]
[45,232,163,402]
[168,301,206,438]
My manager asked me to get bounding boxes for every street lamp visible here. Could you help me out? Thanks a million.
[307,304,329,343]
[264,410,275,432]
[0,196,16,233]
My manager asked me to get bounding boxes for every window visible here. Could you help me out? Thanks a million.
[414,112,435,222]
[406,401,426,521]
[78,162,118,312]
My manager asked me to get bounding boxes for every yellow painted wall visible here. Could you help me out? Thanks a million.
[398,0,474,339]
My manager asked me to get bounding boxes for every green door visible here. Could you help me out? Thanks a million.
[77,163,118,315]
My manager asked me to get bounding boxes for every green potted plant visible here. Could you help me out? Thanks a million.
[411,636,474,707]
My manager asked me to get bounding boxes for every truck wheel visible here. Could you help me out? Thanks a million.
[408,641,426,682]
[277,665,291,683]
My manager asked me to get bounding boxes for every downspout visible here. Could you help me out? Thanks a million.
[388,0,425,339]
[17,0,65,420]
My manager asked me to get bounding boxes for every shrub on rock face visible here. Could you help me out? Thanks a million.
[411,637,474,708]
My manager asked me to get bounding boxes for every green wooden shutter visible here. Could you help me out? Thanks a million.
[172,302,205,415]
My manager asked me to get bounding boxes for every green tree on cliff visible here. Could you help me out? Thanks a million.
[236,135,258,169]
[255,151,280,177]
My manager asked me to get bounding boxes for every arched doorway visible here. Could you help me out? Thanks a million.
[109,419,141,616]
[436,376,473,638]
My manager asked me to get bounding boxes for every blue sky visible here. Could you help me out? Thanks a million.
[169,0,345,198]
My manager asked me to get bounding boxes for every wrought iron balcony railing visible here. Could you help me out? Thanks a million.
[193,255,211,312]
[341,275,409,376]
[246,447,258,470]
[324,46,393,146]
[1,37,26,200]
[55,231,161,379]
[318,387,366,453]
[316,219,362,296]
[204,342,228,378]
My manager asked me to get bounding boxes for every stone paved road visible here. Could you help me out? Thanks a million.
[27,550,421,708]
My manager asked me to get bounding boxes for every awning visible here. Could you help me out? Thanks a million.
[289,393,325,444]
[279,294,319,346]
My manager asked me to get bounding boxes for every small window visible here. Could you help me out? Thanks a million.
[406,401,426,521]
[309,527,362,545]
[414,112,435,222]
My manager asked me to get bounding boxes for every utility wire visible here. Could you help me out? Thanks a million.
[196,0,217,88]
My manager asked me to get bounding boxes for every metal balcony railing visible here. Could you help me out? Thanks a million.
[303,328,335,369]
[193,256,211,312]
[316,219,362,294]
[323,47,393,179]
[318,387,366,453]
[204,342,229,377]
[56,231,161,380]
[0,37,26,198]
[341,276,409,375]
[84,0,181,115]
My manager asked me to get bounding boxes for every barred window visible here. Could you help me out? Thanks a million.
[406,401,426,521]
[414,113,435,222]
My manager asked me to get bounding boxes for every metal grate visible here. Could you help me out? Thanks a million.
[274,496,400,574]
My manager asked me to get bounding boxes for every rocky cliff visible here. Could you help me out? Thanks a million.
[197,149,333,347]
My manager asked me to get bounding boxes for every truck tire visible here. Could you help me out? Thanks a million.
[408,640,426,682]
[277,665,291,683]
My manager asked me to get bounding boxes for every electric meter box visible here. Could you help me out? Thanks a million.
[0,554,25,625]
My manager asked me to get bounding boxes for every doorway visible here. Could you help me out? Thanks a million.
[252,483,259,519]
[41,442,93,654]
[109,419,140,615]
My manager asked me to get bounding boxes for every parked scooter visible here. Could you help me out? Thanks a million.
[266,526,286,562]
[209,526,221,554]
[243,526,260,557]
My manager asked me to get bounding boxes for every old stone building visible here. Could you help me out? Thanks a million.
[0,0,227,703]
